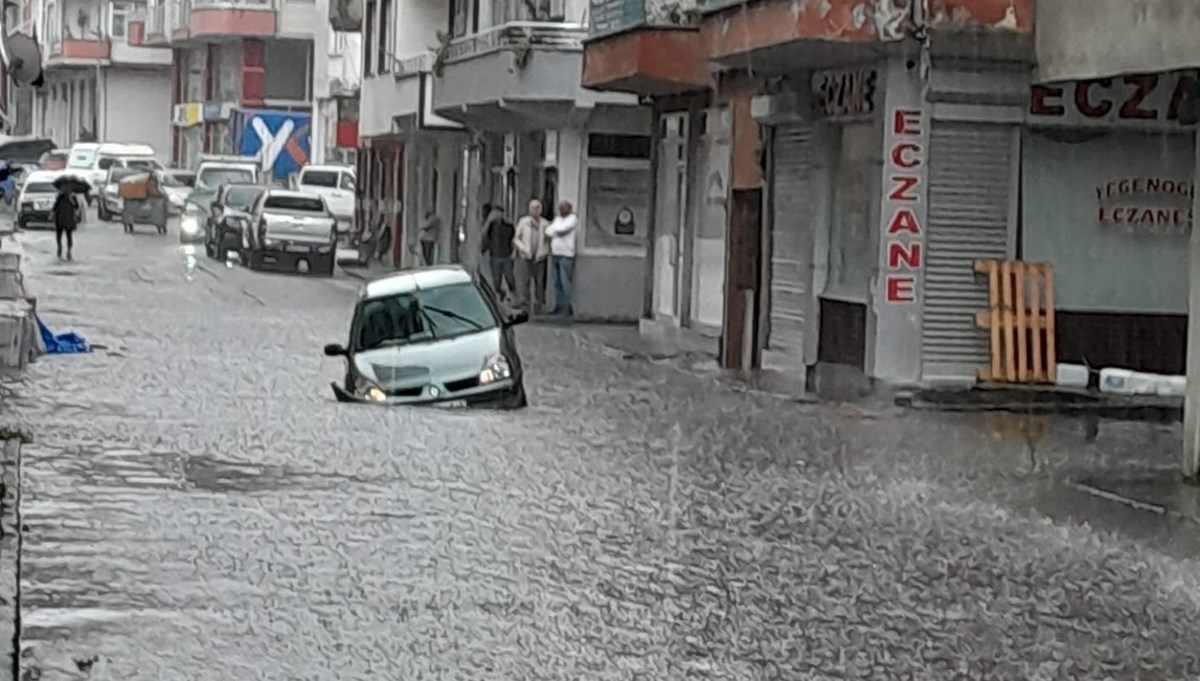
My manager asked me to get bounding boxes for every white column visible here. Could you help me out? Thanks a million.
[556,125,585,225]
[1184,131,1200,480]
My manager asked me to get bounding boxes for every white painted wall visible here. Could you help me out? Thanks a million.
[102,69,172,161]
[395,0,444,59]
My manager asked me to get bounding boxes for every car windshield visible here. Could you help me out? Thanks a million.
[198,167,255,189]
[126,158,161,170]
[225,186,263,210]
[355,283,497,350]
[159,172,185,187]
[300,170,339,188]
[23,182,55,194]
[172,173,196,187]
[264,195,325,213]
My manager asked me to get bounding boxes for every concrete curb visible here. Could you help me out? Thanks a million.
[0,232,38,375]
[0,439,22,681]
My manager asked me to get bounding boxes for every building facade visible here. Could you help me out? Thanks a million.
[581,0,1197,394]
[141,0,357,176]
[21,0,175,156]
[356,0,649,319]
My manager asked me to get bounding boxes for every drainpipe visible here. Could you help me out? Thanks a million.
[1183,75,1200,481]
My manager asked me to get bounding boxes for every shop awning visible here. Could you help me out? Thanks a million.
[1036,0,1200,82]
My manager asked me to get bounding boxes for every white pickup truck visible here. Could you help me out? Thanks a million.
[293,165,355,234]
[244,189,338,275]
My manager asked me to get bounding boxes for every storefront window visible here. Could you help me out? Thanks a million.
[823,121,875,302]
[584,165,651,251]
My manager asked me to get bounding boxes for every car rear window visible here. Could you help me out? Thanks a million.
[69,151,95,168]
[23,182,56,194]
[225,186,264,210]
[264,195,325,212]
[300,170,339,188]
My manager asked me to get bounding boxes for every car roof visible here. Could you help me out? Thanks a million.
[265,189,321,199]
[301,165,354,174]
[24,170,67,183]
[362,266,474,299]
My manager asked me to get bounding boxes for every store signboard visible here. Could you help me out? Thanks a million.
[1095,176,1194,237]
[881,107,927,305]
[1028,73,1197,129]
[812,67,878,121]
[589,0,646,36]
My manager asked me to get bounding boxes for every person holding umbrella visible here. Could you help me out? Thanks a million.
[51,175,88,260]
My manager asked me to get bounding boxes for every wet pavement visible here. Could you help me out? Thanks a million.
[3,217,1200,679]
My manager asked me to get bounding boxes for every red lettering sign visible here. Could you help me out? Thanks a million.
[890,143,921,169]
[887,242,921,269]
[893,109,921,135]
[888,176,920,202]
[1075,79,1113,118]
[885,276,915,303]
[1031,75,1193,122]
[887,209,922,235]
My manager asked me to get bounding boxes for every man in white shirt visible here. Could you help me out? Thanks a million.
[512,199,549,314]
[544,200,578,317]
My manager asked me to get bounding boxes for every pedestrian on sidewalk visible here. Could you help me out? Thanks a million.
[480,204,516,299]
[417,211,442,266]
[513,199,549,314]
[545,200,578,318]
[52,185,78,261]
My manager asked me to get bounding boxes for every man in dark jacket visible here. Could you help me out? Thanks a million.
[52,187,78,261]
[480,204,516,299]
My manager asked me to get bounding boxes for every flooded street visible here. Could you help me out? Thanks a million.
[3,222,1200,679]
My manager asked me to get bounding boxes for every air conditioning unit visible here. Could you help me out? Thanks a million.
[751,91,813,125]
[171,103,189,127]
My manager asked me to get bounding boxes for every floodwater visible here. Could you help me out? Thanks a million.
[2,220,1200,679]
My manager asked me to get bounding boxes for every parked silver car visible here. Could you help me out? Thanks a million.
[243,189,338,275]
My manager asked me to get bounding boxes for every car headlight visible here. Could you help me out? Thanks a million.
[356,380,387,402]
[181,214,200,234]
[479,354,512,386]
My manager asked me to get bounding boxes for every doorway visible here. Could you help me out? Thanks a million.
[654,112,689,321]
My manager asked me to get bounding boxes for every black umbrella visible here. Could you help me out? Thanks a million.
[52,175,91,194]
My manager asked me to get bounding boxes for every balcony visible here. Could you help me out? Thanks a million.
[923,0,1034,60]
[432,21,631,129]
[113,7,174,65]
[360,52,462,138]
[142,0,277,44]
[45,38,112,68]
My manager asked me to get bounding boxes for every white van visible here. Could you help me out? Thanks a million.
[67,142,163,198]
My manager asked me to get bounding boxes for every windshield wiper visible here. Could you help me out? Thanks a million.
[420,305,485,331]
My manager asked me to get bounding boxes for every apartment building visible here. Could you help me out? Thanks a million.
[140,0,356,177]
[355,0,648,319]
[20,0,174,156]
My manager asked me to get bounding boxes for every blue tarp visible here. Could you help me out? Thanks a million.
[37,316,90,355]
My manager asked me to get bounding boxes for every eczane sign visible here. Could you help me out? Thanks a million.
[1030,73,1198,128]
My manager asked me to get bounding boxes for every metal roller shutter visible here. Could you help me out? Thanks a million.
[921,122,1017,380]
[768,123,815,361]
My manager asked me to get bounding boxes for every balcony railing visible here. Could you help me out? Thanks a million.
[191,0,273,8]
[444,21,586,64]
[391,52,435,78]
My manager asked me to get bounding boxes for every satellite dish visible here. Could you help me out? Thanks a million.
[0,32,44,88]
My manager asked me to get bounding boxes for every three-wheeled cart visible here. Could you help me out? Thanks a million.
[119,172,168,235]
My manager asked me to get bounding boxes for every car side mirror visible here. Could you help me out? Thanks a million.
[505,310,530,327]
[323,343,347,357]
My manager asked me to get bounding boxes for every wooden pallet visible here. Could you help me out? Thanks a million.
[974,260,1056,383]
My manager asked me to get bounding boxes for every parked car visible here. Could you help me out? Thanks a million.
[38,148,70,170]
[203,183,265,260]
[294,164,355,234]
[159,171,191,214]
[166,169,196,188]
[323,265,529,408]
[244,189,338,275]
[16,170,82,229]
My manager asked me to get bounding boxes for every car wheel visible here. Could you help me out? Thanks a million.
[97,203,110,221]
[16,218,25,231]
